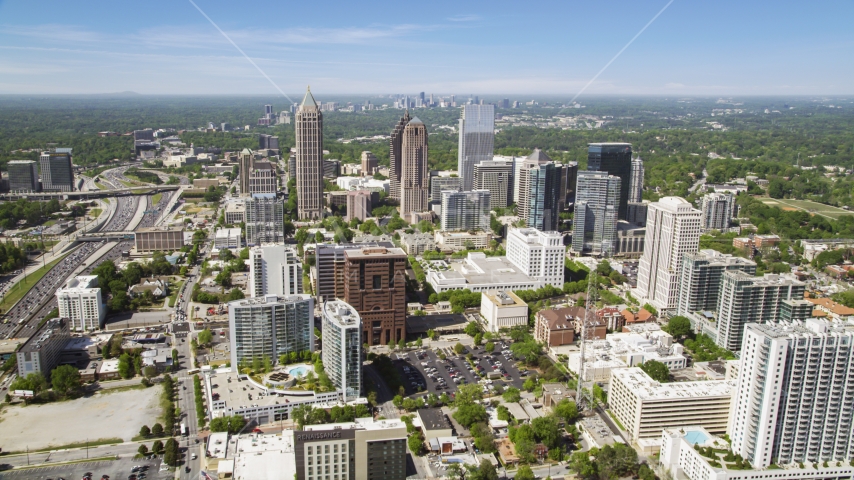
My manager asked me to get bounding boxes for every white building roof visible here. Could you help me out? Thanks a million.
[612,368,735,401]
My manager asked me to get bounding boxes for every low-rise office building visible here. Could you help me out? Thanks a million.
[425,253,555,293]
[534,306,586,347]
[609,368,735,443]
[417,408,454,442]
[135,227,186,253]
[400,232,435,256]
[214,228,242,249]
[16,318,70,379]
[568,326,686,381]
[480,291,528,332]
[224,200,246,224]
[434,231,490,251]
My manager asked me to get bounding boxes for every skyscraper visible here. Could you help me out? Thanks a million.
[228,294,315,368]
[440,190,491,232]
[388,111,411,201]
[473,159,513,209]
[295,87,324,220]
[360,151,378,176]
[587,143,633,219]
[322,300,362,401]
[249,161,277,194]
[516,149,565,231]
[238,148,254,195]
[7,160,39,192]
[676,249,756,317]
[701,192,734,230]
[245,193,285,245]
[345,190,372,222]
[629,157,644,203]
[399,117,429,217]
[343,247,407,346]
[458,104,495,191]
[731,320,854,468]
[716,271,805,351]
[635,197,702,313]
[248,245,303,298]
[571,171,621,256]
[39,152,74,192]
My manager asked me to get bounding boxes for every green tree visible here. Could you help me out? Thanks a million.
[531,416,561,448]
[408,433,424,455]
[464,321,480,337]
[554,399,579,424]
[198,329,213,346]
[139,425,151,437]
[163,438,179,466]
[452,403,488,428]
[50,364,82,397]
[502,387,521,403]
[484,341,494,353]
[570,451,597,478]
[152,439,164,454]
[639,359,670,383]
[666,316,692,338]
[641,303,658,316]
[453,342,466,355]
[473,333,483,346]
[117,353,134,379]
[515,465,535,480]
[152,423,164,436]
[138,444,149,457]
[467,459,499,480]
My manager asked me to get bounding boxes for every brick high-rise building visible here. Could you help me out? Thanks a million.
[295,86,323,220]
[399,117,429,217]
[343,247,407,346]
[388,111,411,201]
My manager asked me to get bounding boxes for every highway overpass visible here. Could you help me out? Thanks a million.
[0,185,181,201]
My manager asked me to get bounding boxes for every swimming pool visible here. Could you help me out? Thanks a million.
[684,430,709,445]
[289,366,309,377]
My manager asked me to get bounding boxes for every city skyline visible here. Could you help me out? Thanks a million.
[0,1,852,95]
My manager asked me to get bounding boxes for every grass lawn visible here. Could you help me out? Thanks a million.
[0,254,68,314]
[42,219,57,227]
[89,208,102,218]
[95,180,109,190]
[761,197,853,219]
[152,192,163,204]
[119,179,135,188]
[606,409,627,431]
[168,280,184,307]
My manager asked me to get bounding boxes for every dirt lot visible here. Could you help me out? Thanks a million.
[0,385,162,451]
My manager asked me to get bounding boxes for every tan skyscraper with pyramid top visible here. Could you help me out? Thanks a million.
[399,117,429,218]
[295,86,324,220]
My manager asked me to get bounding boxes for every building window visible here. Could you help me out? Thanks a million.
[372,275,382,289]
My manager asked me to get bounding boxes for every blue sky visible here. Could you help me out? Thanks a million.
[0,0,852,96]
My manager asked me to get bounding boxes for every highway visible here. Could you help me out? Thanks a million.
[0,166,174,340]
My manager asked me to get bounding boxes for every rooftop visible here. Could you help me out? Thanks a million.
[538,307,585,330]
[322,300,361,328]
[426,253,540,287]
[228,294,311,309]
[343,246,406,260]
[207,369,336,412]
[20,318,67,354]
[232,431,296,480]
[215,227,242,238]
[482,290,526,308]
[612,368,735,401]
[418,408,453,431]
[303,417,405,432]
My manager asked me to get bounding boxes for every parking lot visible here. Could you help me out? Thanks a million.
[0,457,169,480]
[392,341,528,398]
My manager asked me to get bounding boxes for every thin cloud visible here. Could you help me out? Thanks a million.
[447,14,481,22]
